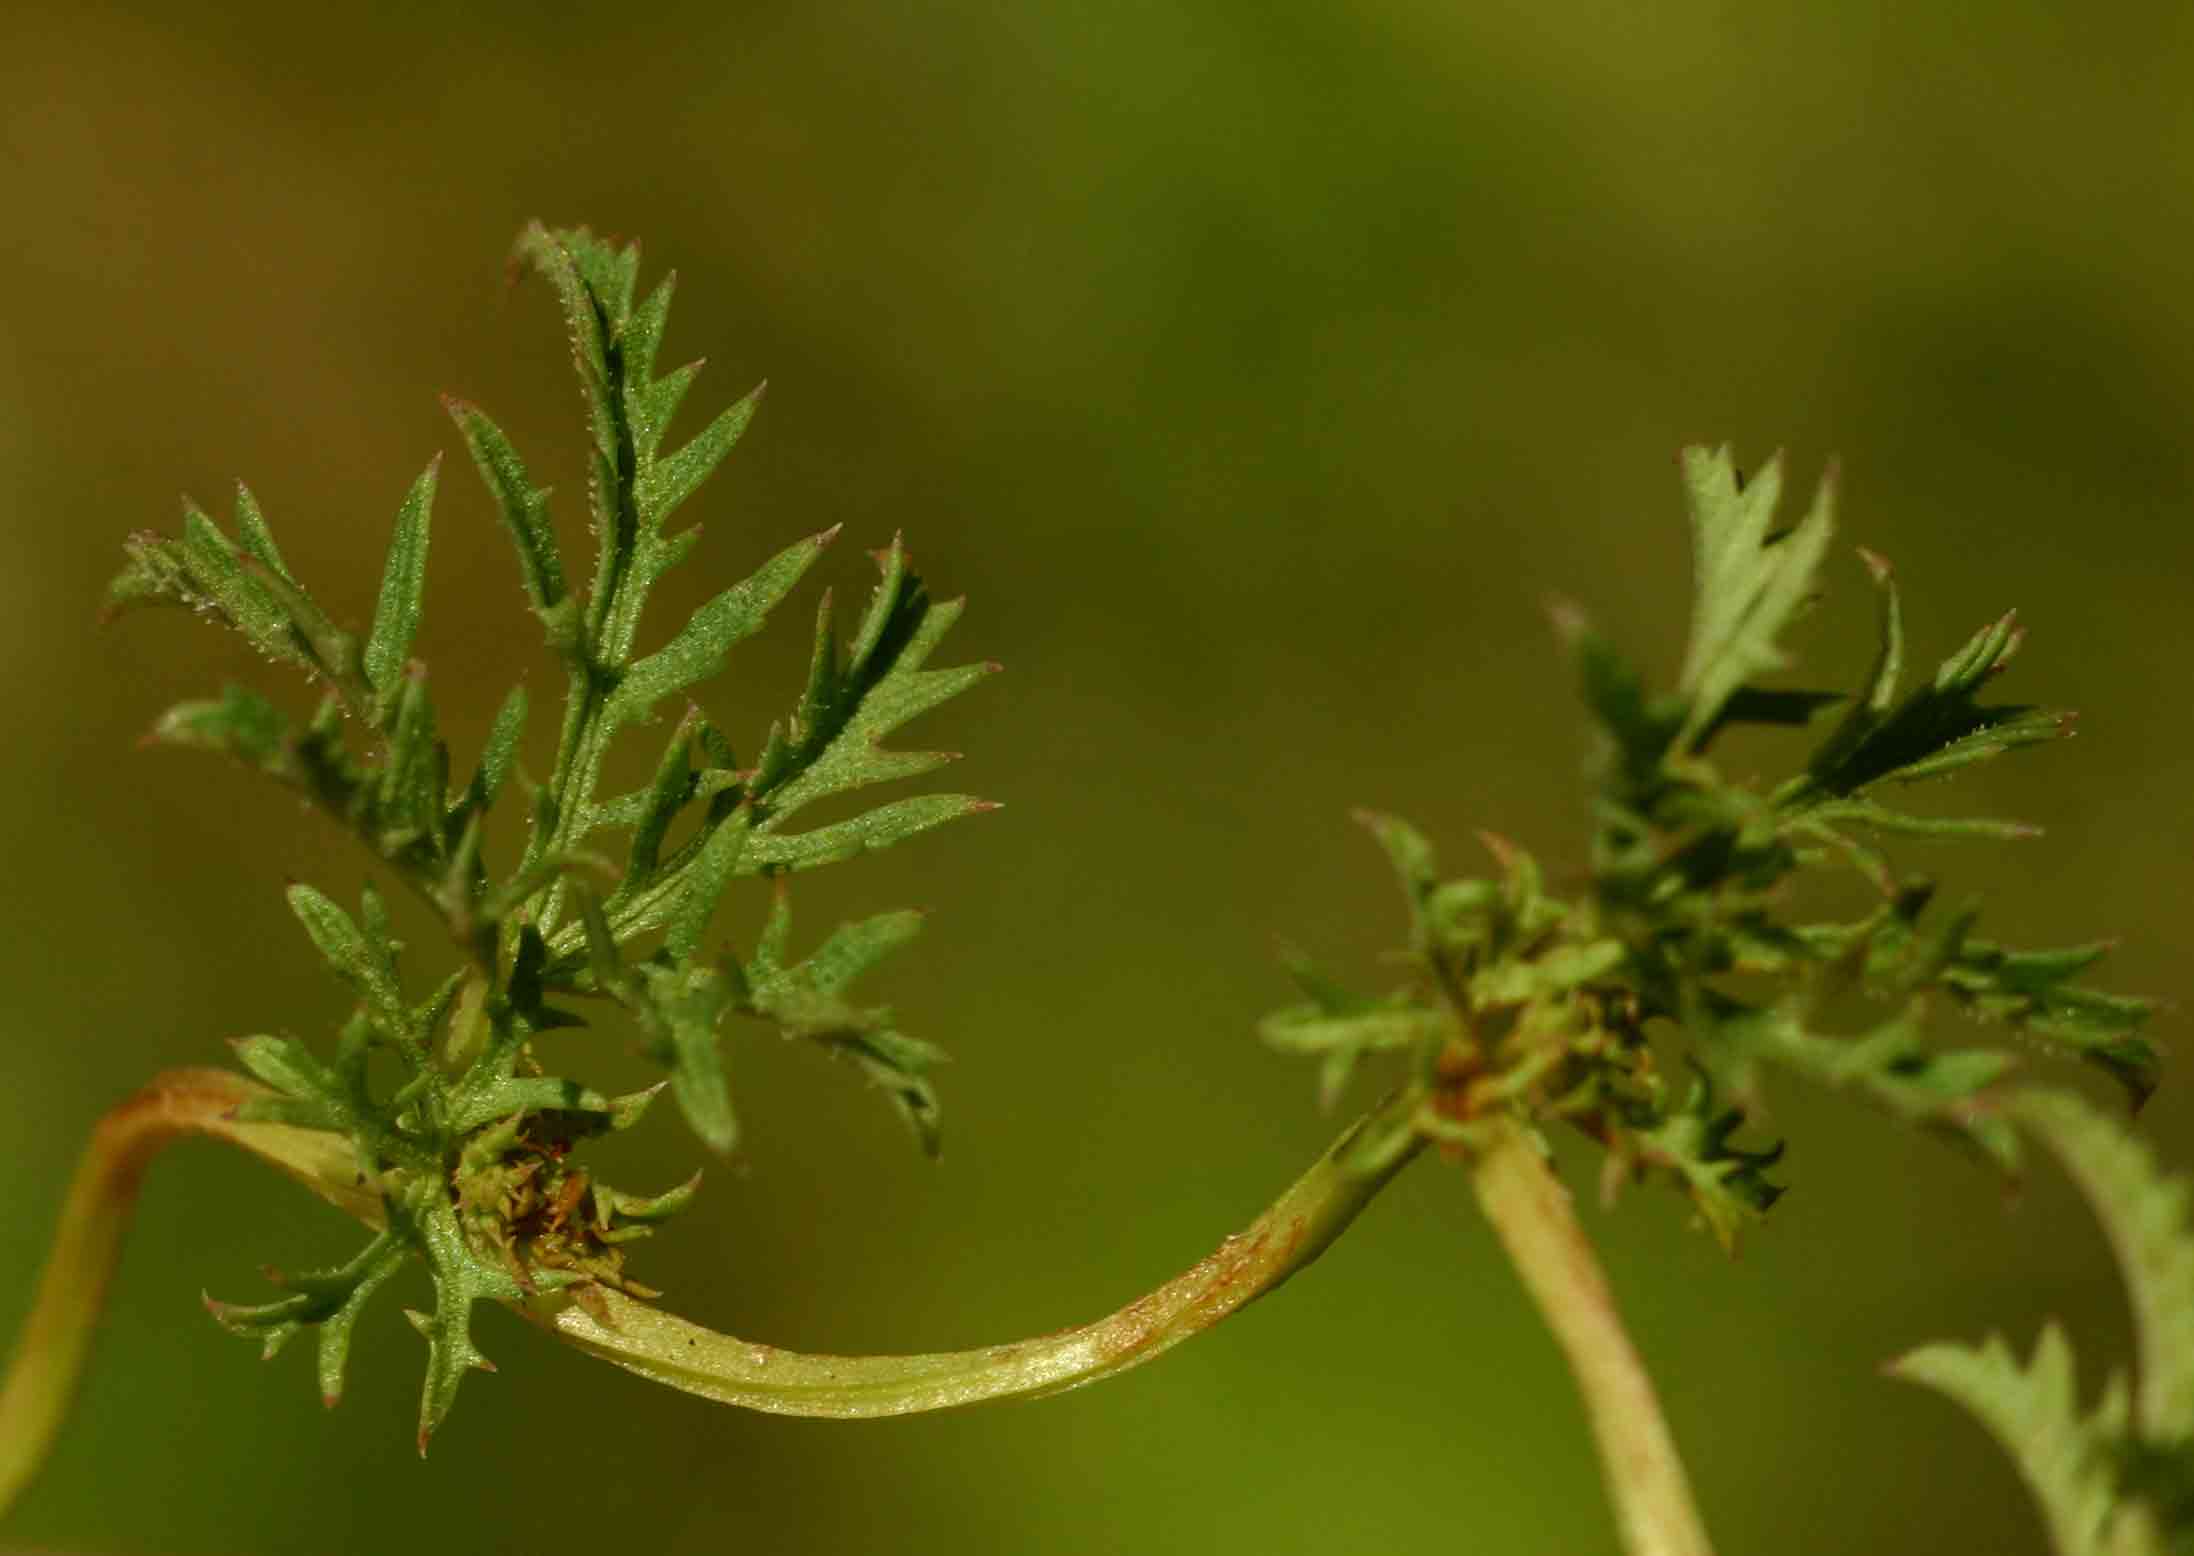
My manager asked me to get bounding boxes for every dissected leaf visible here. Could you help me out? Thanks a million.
[1674,448,1837,748]
[2013,1091,2194,1439]
[1894,1327,2155,1556]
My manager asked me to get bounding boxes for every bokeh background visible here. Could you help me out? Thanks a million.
[4,3,2192,1552]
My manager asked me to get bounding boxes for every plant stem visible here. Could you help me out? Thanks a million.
[1470,1119,1715,1556]
[0,1071,371,1517]
[0,1076,1422,1514]
[526,1089,1427,1414]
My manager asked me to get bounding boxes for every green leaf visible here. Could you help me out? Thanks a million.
[631,961,740,1155]
[662,807,752,964]
[446,398,568,617]
[179,501,313,667]
[745,899,947,1153]
[376,667,449,855]
[1794,593,2073,801]
[753,537,999,827]
[782,909,925,996]
[597,1172,704,1228]
[1893,1326,2156,1556]
[1805,546,1905,778]
[1937,941,2158,1110]
[230,483,294,582]
[619,271,677,416]
[1797,798,2041,842]
[286,885,408,1043]
[637,382,765,530]
[1354,809,1439,912]
[107,500,364,700]
[613,528,835,722]
[1262,996,1450,1113]
[512,224,626,477]
[2013,1091,2194,1439]
[1626,1067,1785,1252]
[740,793,997,874]
[228,1033,348,1133]
[1673,448,1837,749]
[614,707,706,886]
[1261,1000,1450,1059]
[1553,601,1683,782]
[1692,996,2019,1170]
[445,1075,615,1136]
[149,686,297,773]
[386,1179,538,1454]
[205,1230,409,1407]
[453,684,528,822]
[364,458,440,714]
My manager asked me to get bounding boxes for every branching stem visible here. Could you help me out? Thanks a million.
[1469,1119,1715,1556]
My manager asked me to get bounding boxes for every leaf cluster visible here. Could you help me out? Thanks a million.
[1266,447,2154,1247]
[107,225,995,1443]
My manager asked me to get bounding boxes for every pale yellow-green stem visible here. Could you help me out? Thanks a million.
[1470,1118,1716,1556]
[0,1070,375,1516]
[0,1071,1423,1516]
[524,1091,1426,1414]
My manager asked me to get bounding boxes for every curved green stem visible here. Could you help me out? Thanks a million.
[0,1074,1422,1516]
[1470,1119,1715,1556]
[524,1091,1426,1415]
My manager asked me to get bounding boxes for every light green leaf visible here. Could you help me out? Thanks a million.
[1893,1327,2155,1556]
[2013,1091,2194,1439]
[1674,447,1837,749]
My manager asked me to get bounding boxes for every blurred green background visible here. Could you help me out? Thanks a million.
[3,2,2191,1552]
